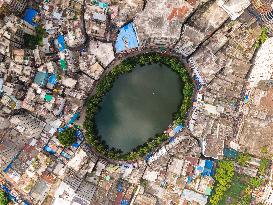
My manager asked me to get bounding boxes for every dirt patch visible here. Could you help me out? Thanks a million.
[239,86,273,157]
[239,120,273,157]
[260,88,273,115]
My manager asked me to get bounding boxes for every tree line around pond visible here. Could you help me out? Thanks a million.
[83,53,194,161]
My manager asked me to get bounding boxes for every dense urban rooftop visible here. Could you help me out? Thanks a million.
[0,0,273,205]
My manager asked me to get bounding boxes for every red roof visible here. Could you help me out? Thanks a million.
[187,0,197,6]
[41,172,56,185]
[185,156,199,165]
[114,192,123,205]
[167,6,189,21]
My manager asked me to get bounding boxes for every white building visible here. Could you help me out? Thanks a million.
[217,0,250,20]
[248,38,273,88]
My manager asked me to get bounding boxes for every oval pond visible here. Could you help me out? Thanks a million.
[95,63,183,153]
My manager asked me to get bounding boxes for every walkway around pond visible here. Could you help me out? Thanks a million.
[76,49,198,165]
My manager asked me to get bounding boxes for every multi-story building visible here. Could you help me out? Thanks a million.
[9,0,27,15]
[0,0,27,18]
[0,14,36,50]
[0,0,12,18]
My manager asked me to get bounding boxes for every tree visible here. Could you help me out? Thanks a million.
[258,159,270,176]
[209,160,235,205]
[0,190,9,205]
[254,27,268,48]
[237,153,251,166]
[24,25,46,49]
[140,179,148,188]
[260,146,268,155]
[58,127,77,147]
[249,177,263,188]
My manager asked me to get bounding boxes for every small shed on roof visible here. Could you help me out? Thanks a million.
[89,62,104,80]
[59,59,67,71]
[13,49,25,64]
[34,72,48,87]
[62,77,77,88]
[0,78,3,92]
[93,12,107,21]
[223,148,238,159]
[44,94,53,102]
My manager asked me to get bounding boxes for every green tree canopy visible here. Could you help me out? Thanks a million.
[58,127,77,147]
[249,177,263,188]
[209,160,235,205]
[0,190,9,205]
[237,153,251,166]
[258,158,270,176]
[24,25,46,49]
[254,27,268,48]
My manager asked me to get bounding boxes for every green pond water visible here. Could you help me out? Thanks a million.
[95,63,183,153]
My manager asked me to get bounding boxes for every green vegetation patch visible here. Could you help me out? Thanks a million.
[216,174,264,205]
[258,158,270,176]
[210,152,271,205]
[58,127,77,147]
[254,27,269,49]
[209,161,253,205]
[83,53,194,161]
[237,152,251,166]
[24,25,46,49]
[209,160,235,205]
[218,175,250,205]
[0,190,9,205]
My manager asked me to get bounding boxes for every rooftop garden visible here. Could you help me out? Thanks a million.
[209,151,271,205]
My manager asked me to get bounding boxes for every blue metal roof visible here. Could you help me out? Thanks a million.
[169,137,175,143]
[98,1,109,9]
[223,148,238,159]
[57,34,66,52]
[121,200,129,205]
[115,23,139,53]
[117,181,123,192]
[44,145,56,155]
[173,124,184,133]
[75,129,84,140]
[48,74,58,85]
[72,141,81,148]
[201,160,214,177]
[145,153,153,161]
[61,151,71,159]
[23,8,38,27]
[68,112,80,125]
